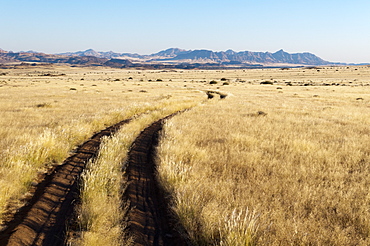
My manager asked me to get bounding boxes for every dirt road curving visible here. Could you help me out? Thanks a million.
[0,118,131,246]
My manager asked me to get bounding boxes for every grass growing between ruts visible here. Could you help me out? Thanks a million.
[70,100,200,246]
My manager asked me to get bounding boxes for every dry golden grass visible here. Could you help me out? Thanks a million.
[157,84,370,245]
[0,65,203,227]
[1,64,370,245]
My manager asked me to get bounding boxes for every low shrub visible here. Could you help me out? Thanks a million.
[260,81,273,85]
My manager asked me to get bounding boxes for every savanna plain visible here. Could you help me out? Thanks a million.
[0,65,369,245]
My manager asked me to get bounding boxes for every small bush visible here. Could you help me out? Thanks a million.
[260,81,273,85]
[223,82,230,86]
[257,111,267,116]
[210,81,217,84]
[221,78,228,81]
[219,93,227,99]
[156,79,163,82]
[206,92,215,99]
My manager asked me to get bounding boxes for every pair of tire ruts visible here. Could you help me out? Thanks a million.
[0,113,189,246]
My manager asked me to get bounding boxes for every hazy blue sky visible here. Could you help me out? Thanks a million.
[1,0,369,63]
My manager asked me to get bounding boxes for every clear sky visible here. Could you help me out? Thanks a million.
[1,0,369,63]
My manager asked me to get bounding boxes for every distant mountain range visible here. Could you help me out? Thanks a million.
[57,48,331,65]
[0,47,341,68]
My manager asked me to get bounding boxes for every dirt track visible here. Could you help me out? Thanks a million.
[0,113,190,246]
[125,115,189,246]
[0,119,131,246]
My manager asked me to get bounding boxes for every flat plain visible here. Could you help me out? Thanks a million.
[0,64,369,245]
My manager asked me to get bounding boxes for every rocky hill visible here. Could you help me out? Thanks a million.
[149,48,188,58]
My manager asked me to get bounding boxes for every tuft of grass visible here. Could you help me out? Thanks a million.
[219,208,260,246]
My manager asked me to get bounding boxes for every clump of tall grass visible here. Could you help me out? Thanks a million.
[219,208,260,246]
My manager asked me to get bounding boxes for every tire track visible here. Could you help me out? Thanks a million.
[126,114,190,246]
[0,118,132,246]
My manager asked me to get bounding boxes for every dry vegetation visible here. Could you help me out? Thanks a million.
[157,82,370,245]
[0,65,203,228]
[0,64,370,245]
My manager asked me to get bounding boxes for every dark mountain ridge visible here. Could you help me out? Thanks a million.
[171,49,329,65]
[0,48,341,67]
[56,48,331,65]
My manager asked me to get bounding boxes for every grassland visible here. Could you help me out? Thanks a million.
[158,84,370,245]
[0,64,369,245]
[0,65,203,228]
